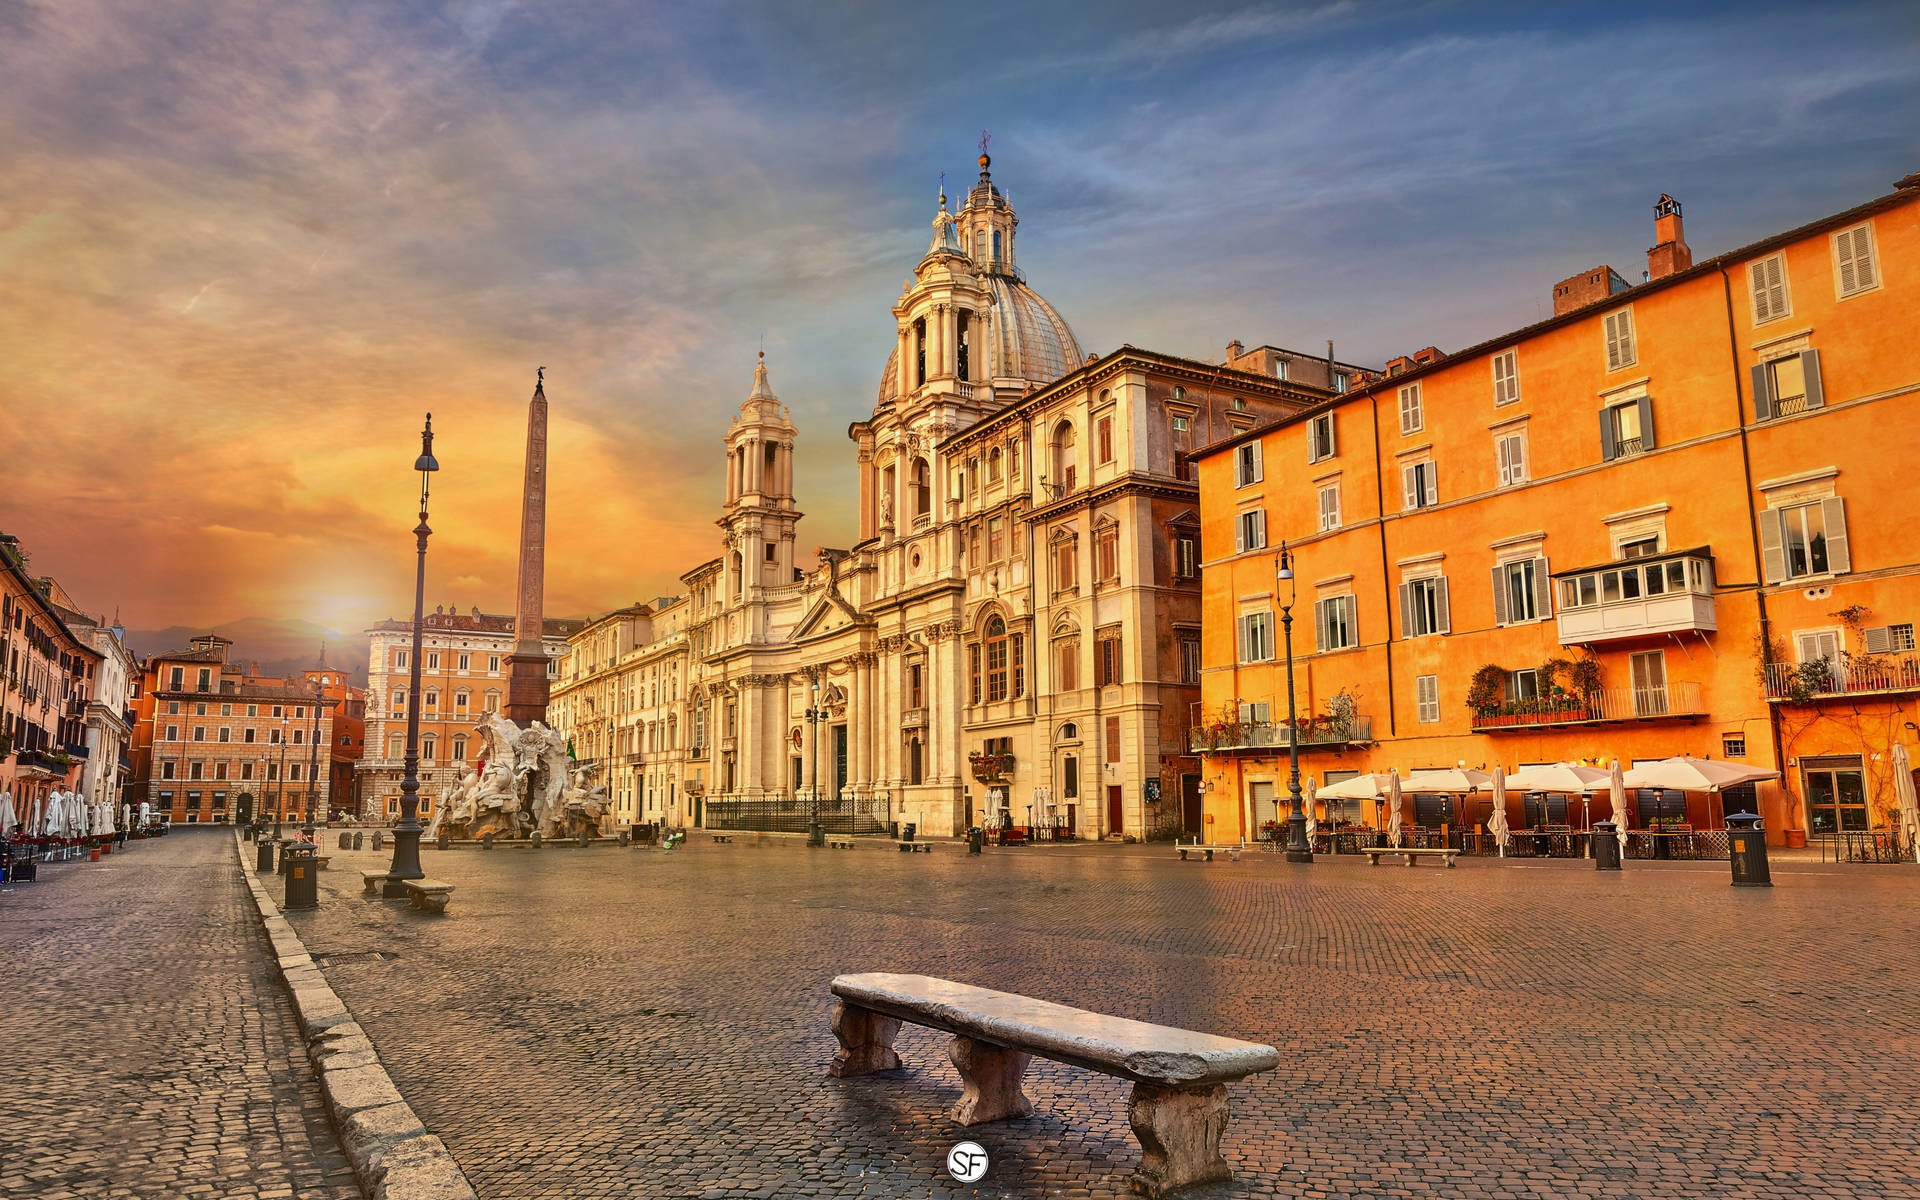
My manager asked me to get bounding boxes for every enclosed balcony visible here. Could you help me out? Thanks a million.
[1553,549,1715,646]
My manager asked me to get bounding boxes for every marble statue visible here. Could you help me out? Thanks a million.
[432,714,598,840]
[553,760,611,838]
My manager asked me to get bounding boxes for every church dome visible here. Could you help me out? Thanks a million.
[985,274,1080,388]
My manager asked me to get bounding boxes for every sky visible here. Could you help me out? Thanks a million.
[2,0,1916,639]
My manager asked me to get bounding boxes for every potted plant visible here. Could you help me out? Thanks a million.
[1467,665,1507,721]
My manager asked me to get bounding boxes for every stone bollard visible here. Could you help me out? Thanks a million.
[531,831,543,849]
[482,831,495,850]
[352,832,364,850]
[436,830,451,851]
[373,831,386,851]
[618,830,630,847]
[339,832,352,850]
[577,831,590,849]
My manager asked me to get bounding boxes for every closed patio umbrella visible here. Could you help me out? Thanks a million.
[1610,759,1629,856]
[1892,741,1919,864]
[40,790,62,838]
[0,790,15,835]
[1488,766,1511,856]
[1386,771,1404,848]
[1304,777,1318,846]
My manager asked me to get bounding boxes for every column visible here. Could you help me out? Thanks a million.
[801,692,817,802]
[931,306,946,380]
[896,326,912,396]
[876,650,894,786]
[945,306,959,378]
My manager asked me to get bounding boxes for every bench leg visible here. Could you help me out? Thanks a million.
[421,893,450,914]
[947,1035,1034,1125]
[1126,1082,1231,1197]
[828,1002,902,1077]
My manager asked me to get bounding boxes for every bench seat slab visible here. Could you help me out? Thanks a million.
[828,1001,902,1078]
[948,1035,1034,1125]
[1127,1082,1230,1198]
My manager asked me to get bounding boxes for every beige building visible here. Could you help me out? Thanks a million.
[359,608,575,822]
[556,153,1337,838]
[549,598,693,830]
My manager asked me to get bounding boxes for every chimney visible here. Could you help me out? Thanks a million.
[1225,339,1244,363]
[1647,194,1692,280]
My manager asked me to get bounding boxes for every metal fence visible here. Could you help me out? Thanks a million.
[704,794,893,837]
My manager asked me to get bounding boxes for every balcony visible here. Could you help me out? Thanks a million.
[1470,683,1705,732]
[1189,714,1373,754]
[902,706,927,728]
[1765,655,1920,702]
[1553,549,1716,646]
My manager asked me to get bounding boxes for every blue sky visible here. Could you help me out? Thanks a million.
[2,0,1915,630]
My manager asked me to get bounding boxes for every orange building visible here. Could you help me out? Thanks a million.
[1194,172,1920,848]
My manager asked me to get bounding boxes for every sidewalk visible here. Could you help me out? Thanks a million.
[0,830,361,1199]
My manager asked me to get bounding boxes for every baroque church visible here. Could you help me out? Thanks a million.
[556,149,1342,838]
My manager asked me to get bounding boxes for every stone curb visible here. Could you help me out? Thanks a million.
[234,834,478,1200]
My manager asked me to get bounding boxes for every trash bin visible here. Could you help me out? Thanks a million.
[1726,813,1772,888]
[278,841,294,874]
[242,824,255,842]
[257,838,275,874]
[888,821,899,840]
[1592,821,1622,871]
[283,844,318,910]
[901,822,916,843]
[968,826,983,856]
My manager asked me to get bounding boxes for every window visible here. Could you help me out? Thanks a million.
[488,655,501,673]
[988,517,1005,562]
[426,652,440,670]
[1095,626,1123,686]
[1805,756,1869,833]
[1237,612,1275,663]
[1317,485,1340,532]
[1095,523,1119,582]
[452,735,467,762]
[1400,577,1450,638]
[292,728,304,745]
[1751,350,1824,420]
[389,733,404,758]
[193,726,205,741]
[967,529,982,571]
[1061,754,1078,798]
[484,689,501,713]
[987,448,1002,482]
[1762,499,1850,582]
[1619,536,1660,560]
[1053,635,1078,691]
[982,616,1013,703]
[240,762,254,780]
[1509,669,1540,702]
[217,726,230,742]
[197,668,211,692]
[1415,675,1439,723]
[909,662,924,709]
[1235,508,1266,553]
[1833,223,1878,298]
[1174,533,1199,580]
[424,689,439,711]
[1105,717,1121,763]
[1234,441,1263,487]
[966,457,978,495]
[243,727,255,744]
[1308,413,1336,462]
[1178,631,1201,684]
[165,724,178,741]
[911,457,931,518]
[1492,349,1520,406]
[1052,534,1078,592]
[1496,431,1527,487]
[1096,414,1113,464]
[1629,650,1669,716]
[1603,308,1636,371]
[1864,623,1917,654]
[1748,254,1790,323]
[1314,596,1356,652]
[1493,557,1549,625]
[1398,384,1422,434]
[420,735,437,763]
[1722,733,1746,759]
[1402,461,1438,510]
[1333,372,1349,394]
[1600,396,1654,460]
[169,666,183,690]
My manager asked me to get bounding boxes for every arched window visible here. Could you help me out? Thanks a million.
[1052,421,1077,492]
[913,317,927,385]
[984,616,1011,702]
[974,229,986,261]
[911,458,931,518]
[992,229,1002,262]
[452,735,467,763]
[1058,722,1078,741]
[987,447,1001,482]
[732,550,745,596]
[909,735,924,784]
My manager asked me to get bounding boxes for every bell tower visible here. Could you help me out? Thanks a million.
[718,352,802,604]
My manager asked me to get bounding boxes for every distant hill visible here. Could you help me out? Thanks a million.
[125,618,372,687]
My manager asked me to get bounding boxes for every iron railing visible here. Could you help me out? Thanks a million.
[1188,713,1372,754]
[704,794,892,836]
[1764,655,1920,701]
[1470,683,1704,730]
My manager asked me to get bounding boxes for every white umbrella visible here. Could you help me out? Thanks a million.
[1610,759,1629,855]
[1304,777,1318,846]
[1386,771,1404,848]
[1401,768,1494,794]
[1503,763,1612,793]
[1621,757,1781,792]
[42,790,63,838]
[1891,741,1919,865]
[1488,766,1511,856]
[1318,772,1397,801]
[0,790,15,835]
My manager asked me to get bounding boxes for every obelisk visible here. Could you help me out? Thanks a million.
[505,368,551,725]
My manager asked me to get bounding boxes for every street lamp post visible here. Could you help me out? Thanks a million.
[805,675,825,846]
[303,676,323,840]
[274,715,290,839]
[384,414,438,897]
[1277,544,1312,864]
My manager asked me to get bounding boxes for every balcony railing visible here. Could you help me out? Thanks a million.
[1470,683,1705,731]
[1189,714,1373,754]
[1765,655,1920,701]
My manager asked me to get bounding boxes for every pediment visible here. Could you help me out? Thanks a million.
[789,590,872,643]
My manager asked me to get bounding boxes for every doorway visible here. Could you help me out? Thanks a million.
[1803,756,1867,832]
[235,792,254,826]
[1107,786,1123,836]
[1181,774,1201,836]
[832,725,848,803]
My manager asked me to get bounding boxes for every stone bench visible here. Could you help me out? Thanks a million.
[1364,846,1462,869]
[312,855,331,871]
[1176,846,1213,862]
[361,870,391,895]
[897,841,931,853]
[828,973,1277,1197]
[403,878,454,914]
[711,834,734,844]
[827,838,856,850]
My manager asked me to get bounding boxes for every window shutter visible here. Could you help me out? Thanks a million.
[1837,229,1859,294]
[1750,362,1774,421]
[1604,313,1622,370]
[1234,514,1245,553]
[1435,577,1451,634]
[1254,510,1266,548]
[1532,556,1551,619]
[1617,311,1634,366]
[1250,441,1263,483]
[1402,465,1418,509]
[1864,626,1892,655]
[1423,463,1438,506]
[1853,227,1877,290]
[1313,600,1328,653]
[1821,497,1850,574]
[1490,566,1509,626]
[1496,438,1511,487]
[1635,395,1656,451]
[1800,348,1824,409]
[1599,409,1618,461]
[1758,508,1786,584]
[1236,616,1246,662]
[1325,414,1336,458]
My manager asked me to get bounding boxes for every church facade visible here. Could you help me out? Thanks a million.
[557,152,1339,838]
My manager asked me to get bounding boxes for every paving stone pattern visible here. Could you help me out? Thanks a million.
[0,832,361,1199]
[291,840,1920,1200]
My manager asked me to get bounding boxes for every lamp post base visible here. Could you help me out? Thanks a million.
[382,825,425,897]
[1283,814,1314,864]
[807,820,825,848]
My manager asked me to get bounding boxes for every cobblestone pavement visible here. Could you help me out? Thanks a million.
[0,832,361,1200]
[290,838,1920,1200]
